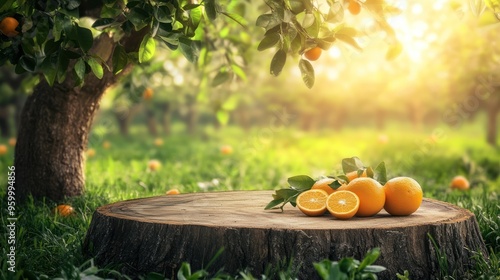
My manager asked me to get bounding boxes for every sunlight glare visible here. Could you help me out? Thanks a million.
[328,46,342,59]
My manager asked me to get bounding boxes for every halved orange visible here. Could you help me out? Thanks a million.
[326,190,359,220]
[296,189,328,216]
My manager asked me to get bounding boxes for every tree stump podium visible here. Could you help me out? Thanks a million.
[83,191,487,279]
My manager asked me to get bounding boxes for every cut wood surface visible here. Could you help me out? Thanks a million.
[83,190,488,279]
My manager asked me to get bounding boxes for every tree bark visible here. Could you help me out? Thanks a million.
[14,21,146,201]
[486,101,498,147]
[14,79,105,201]
[0,106,10,138]
[146,108,158,137]
[161,102,171,136]
[83,191,488,280]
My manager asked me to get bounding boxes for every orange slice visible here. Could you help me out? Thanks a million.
[326,190,360,220]
[296,189,328,216]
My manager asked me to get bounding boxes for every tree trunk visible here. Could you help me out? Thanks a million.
[0,106,10,138]
[146,109,158,137]
[114,104,141,137]
[14,78,106,201]
[486,101,498,147]
[83,191,488,280]
[161,102,171,136]
[13,24,147,201]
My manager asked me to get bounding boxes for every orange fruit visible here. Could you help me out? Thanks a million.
[143,88,154,100]
[450,175,470,190]
[343,177,385,217]
[166,189,180,195]
[0,144,7,155]
[154,138,164,146]
[220,145,233,155]
[0,17,19,37]
[148,159,161,171]
[345,169,367,182]
[383,177,423,216]
[326,190,360,220]
[86,148,96,158]
[304,47,322,61]
[311,178,336,195]
[296,189,328,217]
[348,0,361,15]
[102,141,111,149]
[8,138,16,147]
[55,205,74,217]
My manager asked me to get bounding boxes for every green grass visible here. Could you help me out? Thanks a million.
[0,122,499,279]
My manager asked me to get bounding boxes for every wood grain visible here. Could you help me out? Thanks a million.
[83,191,488,279]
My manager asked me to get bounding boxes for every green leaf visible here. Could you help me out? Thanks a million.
[342,157,365,174]
[231,64,247,82]
[77,26,94,52]
[326,2,344,23]
[220,11,247,28]
[336,33,362,51]
[139,35,156,63]
[128,7,150,30]
[205,0,217,21]
[258,33,281,51]
[374,162,387,185]
[363,265,387,273]
[112,44,128,74]
[179,37,199,63]
[298,59,314,89]
[18,55,36,72]
[212,71,231,87]
[275,188,299,200]
[57,51,70,83]
[74,58,86,81]
[256,14,281,30]
[287,175,315,190]
[189,5,203,31]
[155,5,173,23]
[265,198,285,210]
[92,18,115,29]
[386,42,403,60]
[270,49,286,76]
[216,110,229,125]
[87,57,104,79]
[40,53,58,86]
[358,248,380,271]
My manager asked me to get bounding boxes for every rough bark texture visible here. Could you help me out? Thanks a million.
[83,191,488,280]
[13,0,149,201]
[14,78,105,200]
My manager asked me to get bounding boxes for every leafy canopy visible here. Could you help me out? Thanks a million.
[0,0,402,88]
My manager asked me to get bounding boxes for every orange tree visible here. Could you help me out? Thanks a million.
[0,0,398,202]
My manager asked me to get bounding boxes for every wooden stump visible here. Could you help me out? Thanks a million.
[83,191,488,279]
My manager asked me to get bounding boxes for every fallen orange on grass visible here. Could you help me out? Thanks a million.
[148,159,162,171]
[326,190,359,220]
[8,138,16,147]
[154,138,164,146]
[296,189,328,217]
[450,175,470,191]
[166,189,180,195]
[55,205,74,217]
[220,145,233,155]
[0,144,7,155]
